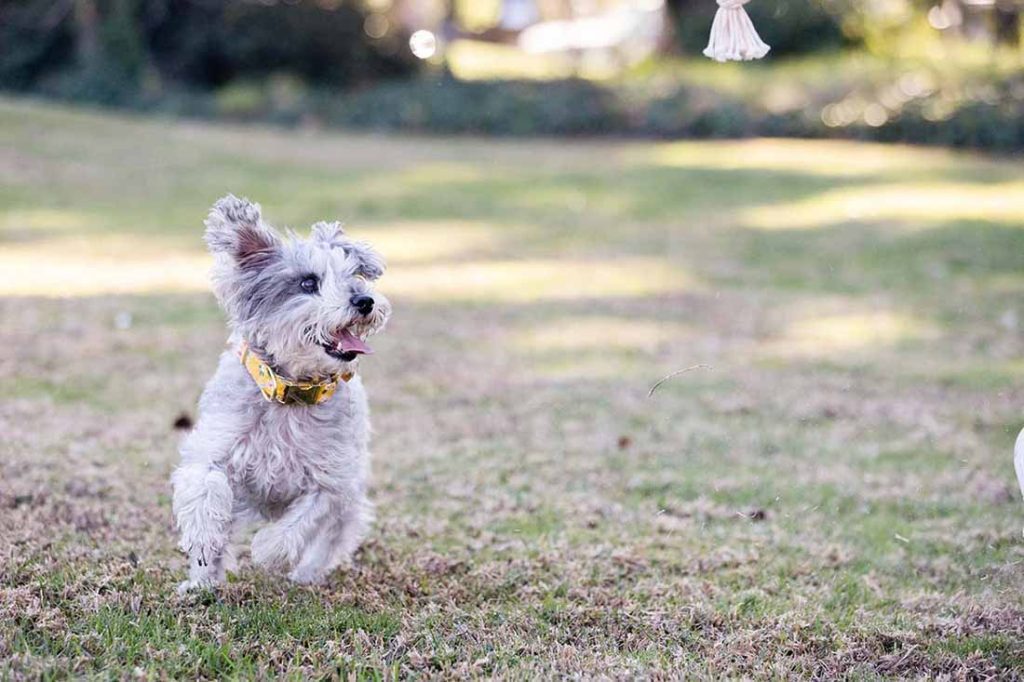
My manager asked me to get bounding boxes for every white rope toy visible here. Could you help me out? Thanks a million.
[704,0,770,62]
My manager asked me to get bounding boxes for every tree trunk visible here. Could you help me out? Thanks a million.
[74,0,100,68]
[994,1,1020,47]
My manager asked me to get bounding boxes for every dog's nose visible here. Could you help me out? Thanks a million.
[350,294,374,316]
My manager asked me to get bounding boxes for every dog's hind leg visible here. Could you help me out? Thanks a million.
[251,492,330,573]
[287,522,341,585]
[288,495,373,585]
[171,464,233,593]
[331,495,373,568]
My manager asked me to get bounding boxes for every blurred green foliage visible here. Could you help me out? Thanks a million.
[0,0,418,104]
[321,78,627,135]
[313,61,1024,151]
[1,0,1022,152]
[146,1,417,88]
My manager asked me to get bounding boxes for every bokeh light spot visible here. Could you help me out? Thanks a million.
[409,30,437,60]
[364,13,389,39]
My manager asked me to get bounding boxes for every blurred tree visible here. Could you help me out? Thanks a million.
[994,0,1020,47]
[74,0,99,69]
[0,0,419,97]
[144,0,418,89]
[0,0,76,90]
[98,0,146,83]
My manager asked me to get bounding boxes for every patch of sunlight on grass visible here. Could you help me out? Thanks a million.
[383,257,694,303]
[0,237,208,297]
[643,139,962,178]
[766,311,938,358]
[513,316,690,353]
[1,209,98,236]
[741,182,1024,230]
[364,220,501,264]
[0,235,690,301]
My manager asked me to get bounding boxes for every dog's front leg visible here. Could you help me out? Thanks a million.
[251,492,328,574]
[171,464,233,593]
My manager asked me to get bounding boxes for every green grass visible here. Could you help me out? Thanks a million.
[1,97,1024,677]
[13,594,399,678]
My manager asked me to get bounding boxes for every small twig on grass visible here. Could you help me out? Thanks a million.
[647,364,713,398]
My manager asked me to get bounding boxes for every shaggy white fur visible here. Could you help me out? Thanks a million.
[172,196,390,593]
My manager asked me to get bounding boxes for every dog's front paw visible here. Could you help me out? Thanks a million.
[251,527,299,571]
[176,577,219,595]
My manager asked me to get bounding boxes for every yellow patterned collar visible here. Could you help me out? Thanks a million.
[237,341,353,406]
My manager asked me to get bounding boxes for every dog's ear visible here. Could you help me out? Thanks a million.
[312,221,385,280]
[205,195,280,268]
[342,239,386,280]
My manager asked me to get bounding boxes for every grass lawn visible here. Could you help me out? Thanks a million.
[2,97,1024,677]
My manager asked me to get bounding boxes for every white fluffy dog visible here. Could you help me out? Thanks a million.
[171,195,390,592]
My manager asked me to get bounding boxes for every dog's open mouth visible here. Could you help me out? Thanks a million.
[322,327,373,362]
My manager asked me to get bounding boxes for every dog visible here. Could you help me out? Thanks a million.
[171,195,390,592]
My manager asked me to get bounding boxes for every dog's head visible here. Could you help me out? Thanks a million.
[205,195,390,379]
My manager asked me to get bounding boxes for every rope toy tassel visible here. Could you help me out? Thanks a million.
[703,0,770,62]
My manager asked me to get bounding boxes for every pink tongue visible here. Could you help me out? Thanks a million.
[334,328,372,355]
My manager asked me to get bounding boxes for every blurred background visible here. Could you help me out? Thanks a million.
[2,0,1023,150]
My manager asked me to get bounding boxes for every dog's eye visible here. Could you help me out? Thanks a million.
[299,275,319,295]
